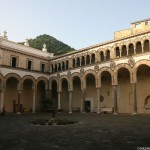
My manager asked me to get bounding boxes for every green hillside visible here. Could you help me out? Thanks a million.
[19,34,75,55]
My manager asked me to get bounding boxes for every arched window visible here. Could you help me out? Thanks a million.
[58,63,61,71]
[144,40,149,52]
[115,47,120,57]
[91,53,95,64]
[62,62,65,70]
[77,57,80,67]
[100,51,104,62]
[86,55,90,65]
[121,45,127,57]
[81,56,85,66]
[54,64,57,72]
[51,65,54,73]
[128,44,134,56]
[66,60,69,69]
[136,42,142,53]
[106,50,110,60]
[73,58,75,68]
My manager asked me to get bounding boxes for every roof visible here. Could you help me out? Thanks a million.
[131,18,150,24]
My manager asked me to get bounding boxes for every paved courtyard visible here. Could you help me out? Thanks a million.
[0,113,150,150]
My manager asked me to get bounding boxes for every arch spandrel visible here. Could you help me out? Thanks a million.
[133,60,150,72]
[21,75,36,84]
[0,73,4,81]
[83,69,97,80]
[142,35,150,41]
[134,38,143,46]
[0,74,4,90]
[5,73,21,82]
[4,73,21,89]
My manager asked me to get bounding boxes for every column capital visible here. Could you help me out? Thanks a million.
[131,82,137,86]
[112,84,118,87]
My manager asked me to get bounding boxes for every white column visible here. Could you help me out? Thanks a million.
[81,89,85,113]
[132,83,137,115]
[58,92,61,110]
[134,48,136,54]
[32,90,36,113]
[17,90,22,113]
[69,91,72,113]
[97,88,100,113]
[142,43,144,52]
[120,50,122,57]
[127,48,129,56]
[0,90,4,112]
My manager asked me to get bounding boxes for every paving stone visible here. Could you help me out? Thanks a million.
[0,113,150,150]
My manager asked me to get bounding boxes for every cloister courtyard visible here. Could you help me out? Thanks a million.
[0,113,150,150]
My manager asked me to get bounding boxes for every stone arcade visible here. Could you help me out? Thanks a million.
[1,19,150,114]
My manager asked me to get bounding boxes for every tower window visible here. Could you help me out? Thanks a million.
[135,23,141,28]
[145,21,148,26]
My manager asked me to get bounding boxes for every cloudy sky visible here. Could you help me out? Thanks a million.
[0,0,150,49]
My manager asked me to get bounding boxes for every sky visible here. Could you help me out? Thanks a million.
[0,0,150,50]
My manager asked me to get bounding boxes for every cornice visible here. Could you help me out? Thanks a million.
[0,38,53,60]
[0,46,49,62]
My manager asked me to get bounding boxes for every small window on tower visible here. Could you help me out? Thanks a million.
[135,23,141,28]
[145,21,148,26]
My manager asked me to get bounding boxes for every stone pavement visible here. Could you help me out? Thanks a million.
[0,113,150,150]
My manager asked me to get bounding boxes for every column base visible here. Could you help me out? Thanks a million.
[113,112,118,115]
[131,112,137,115]
[16,112,21,115]
[69,111,72,114]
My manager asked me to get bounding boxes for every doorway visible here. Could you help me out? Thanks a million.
[85,101,91,112]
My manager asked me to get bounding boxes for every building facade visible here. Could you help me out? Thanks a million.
[1,19,150,114]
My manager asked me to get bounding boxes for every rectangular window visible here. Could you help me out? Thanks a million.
[145,21,148,26]
[11,57,17,68]
[41,63,45,72]
[27,60,32,70]
[135,23,141,28]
